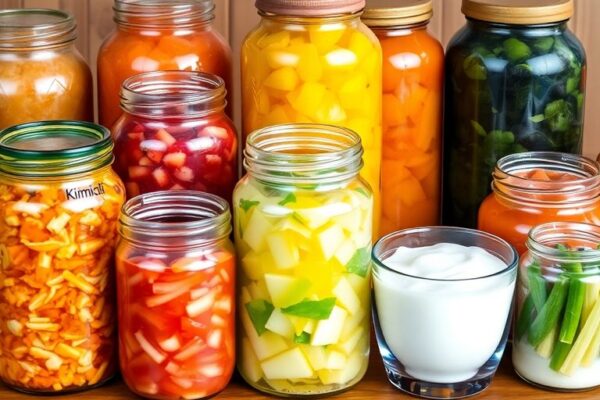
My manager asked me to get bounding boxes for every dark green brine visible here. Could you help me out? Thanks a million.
[443,20,586,227]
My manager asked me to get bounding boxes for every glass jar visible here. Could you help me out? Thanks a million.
[478,152,600,255]
[98,0,232,128]
[112,71,238,203]
[116,190,235,399]
[234,124,372,396]
[362,0,443,236]
[443,0,585,228]
[0,9,93,130]
[513,222,600,391]
[0,121,125,393]
[241,0,382,234]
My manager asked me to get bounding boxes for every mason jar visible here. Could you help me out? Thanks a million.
[241,0,382,233]
[0,121,125,393]
[0,9,93,130]
[111,71,238,203]
[513,222,600,391]
[443,0,585,228]
[362,0,443,236]
[98,0,232,128]
[478,152,600,254]
[234,124,372,396]
[116,190,235,399]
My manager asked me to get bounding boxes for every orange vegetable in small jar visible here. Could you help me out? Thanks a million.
[362,0,443,236]
[0,9,93,130]
[116,191,235,399]
[0,121,125,393]
[98,0,232,128]
[478,152,600,254]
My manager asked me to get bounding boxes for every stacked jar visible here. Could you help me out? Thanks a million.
[443,0,585,228]
[0,9,93,130]
[241,0,382,233]
[362,0,443,236]
[98,0,232,128]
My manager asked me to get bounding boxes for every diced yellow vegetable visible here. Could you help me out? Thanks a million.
[260,347,314,380]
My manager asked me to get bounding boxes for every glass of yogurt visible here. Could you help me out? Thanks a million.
[372,226,518,398]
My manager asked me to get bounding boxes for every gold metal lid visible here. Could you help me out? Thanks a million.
[362,0,432,27]
[462,0,573,25]
[255,0,365,17]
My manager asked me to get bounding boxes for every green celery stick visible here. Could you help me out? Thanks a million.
[516,295,535,339]
[556,243,583,273]
[527,263,547,312]
[559,279,586,344]
[550,341,572,371]
[528,277,570,347]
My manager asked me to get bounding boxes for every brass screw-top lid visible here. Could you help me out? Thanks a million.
[462,0,573,25]
[362,0,433,27]
[255,0,365,17]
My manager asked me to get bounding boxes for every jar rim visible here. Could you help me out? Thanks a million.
[243,123,363,186]
[492,152,600,207]
[119,190,231,248]
[0,121,114,178]
[527,222,600,264]
[462,0,573,25]
[0,9,77,49]
[120,71,227,119]
[113,0,215,28]
[255,0,365,18]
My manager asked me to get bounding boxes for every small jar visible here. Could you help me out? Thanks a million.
[443,0,586,228]
[98,0,232,128]
[0,9,93,130]
[362,0,443,236]
[235,124,372,396]
[112,71,238,203]
[0,121,125,393]
[241,0,382,233]
[513,222,600,391]
[116,190,235,399]
[478,152,600,254]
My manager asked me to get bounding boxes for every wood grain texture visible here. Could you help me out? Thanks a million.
[0,0,23,8]
[1,347,599,399]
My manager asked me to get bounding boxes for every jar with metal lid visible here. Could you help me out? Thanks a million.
[513,222,600,391]
[478,152,600,255]
[116,190,235,399]
[443,0,586,228]
[235,124,372,396]
[362,0,443,236]
[241,0,382,234]
[0,9,93,130]
[0,121,125,393]
[98,0,232,128]
[112,71,238,203]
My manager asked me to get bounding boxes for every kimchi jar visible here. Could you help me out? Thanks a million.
[362,0,443,236]
[98,0,232,128]
[478,152,600,255]
[116,190,235,399]
[241,0,382,234]
[0,9,93,130]
[235,124,372,396]
[112,71,237,203]
[0,121,125,393]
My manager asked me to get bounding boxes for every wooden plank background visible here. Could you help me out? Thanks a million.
[1,0,598,157]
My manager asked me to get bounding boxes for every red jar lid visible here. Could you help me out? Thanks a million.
[255,0,365,17]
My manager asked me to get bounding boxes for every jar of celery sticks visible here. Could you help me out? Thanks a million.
[513,222,600,391]
[234,124,372,396]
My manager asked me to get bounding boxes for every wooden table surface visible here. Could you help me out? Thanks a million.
[1,347,599,399]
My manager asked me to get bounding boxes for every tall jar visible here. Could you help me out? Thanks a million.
[513,222,600,391]
[0,9,93,130]
[112,71,238,203]
[98,0,232,128]
[443,0,585,228]
[235,124,372,396]
[116,191,235,399]
[0,121,125,393]
[478,152,600,254]
[362,0,443,236]
[241,0,382,234]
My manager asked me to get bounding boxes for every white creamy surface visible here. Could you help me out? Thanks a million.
[374,243,515,383]
[513,340,600,389]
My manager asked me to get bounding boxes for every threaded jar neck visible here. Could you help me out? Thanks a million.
[0,9,77,50]
[113,0,214,29]
[527,222,600,266]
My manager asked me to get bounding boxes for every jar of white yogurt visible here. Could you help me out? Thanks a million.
[372,226,518,399]
[513,222,600,391]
